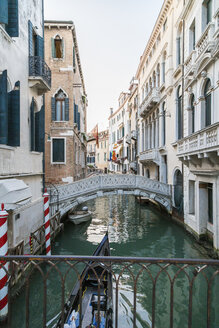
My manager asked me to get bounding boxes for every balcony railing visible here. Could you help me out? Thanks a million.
[196,22,215,57]
[1,255,219,328]
[184,50,196,76]
[139,149,159,163]
[177,123,219,157]
[139,88,160,117]
[29,56,51,90]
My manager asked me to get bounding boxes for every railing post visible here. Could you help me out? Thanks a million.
[0,204,9,323]
[43,189,51,256]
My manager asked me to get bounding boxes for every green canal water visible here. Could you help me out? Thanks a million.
[11,195,219,327]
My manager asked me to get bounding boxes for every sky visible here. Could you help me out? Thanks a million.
[45,0,164,132]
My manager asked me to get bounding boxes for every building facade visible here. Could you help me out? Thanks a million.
[0,0,50,247]
[87,136,96,171]
[96,130,109,173]
[176,0,219,250]
[108,93,130,173]
[44,20,87,185]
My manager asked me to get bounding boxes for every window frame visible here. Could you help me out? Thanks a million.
[51,137,66,164]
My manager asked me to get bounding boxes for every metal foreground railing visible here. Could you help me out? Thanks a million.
[1,256,219,328]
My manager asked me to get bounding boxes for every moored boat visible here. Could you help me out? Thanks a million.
[57,233,113,328]
[68,206,92,225]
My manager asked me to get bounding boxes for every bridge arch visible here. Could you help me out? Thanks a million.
[49,175,172,217]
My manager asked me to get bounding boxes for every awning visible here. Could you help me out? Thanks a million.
[0,179,32,210]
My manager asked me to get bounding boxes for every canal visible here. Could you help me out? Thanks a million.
[11,195,219,327]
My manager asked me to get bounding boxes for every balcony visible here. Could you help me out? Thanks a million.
[196,23,215,58]
[29,56,51,94]
[177,123,219,163]
[139,149,159,163]
[139,88,160,117]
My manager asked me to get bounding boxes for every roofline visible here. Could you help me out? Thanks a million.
[135,0,173,79]
[45,20,74,25]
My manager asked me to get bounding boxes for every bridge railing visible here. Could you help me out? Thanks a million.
[49,175,172,212]
[1,255,219,327]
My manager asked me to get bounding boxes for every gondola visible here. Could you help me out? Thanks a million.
[57,233,113,328]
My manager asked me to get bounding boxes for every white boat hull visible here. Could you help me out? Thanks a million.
[68,211,92,225]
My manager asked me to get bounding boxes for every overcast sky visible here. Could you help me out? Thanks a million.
[45,0,164,132]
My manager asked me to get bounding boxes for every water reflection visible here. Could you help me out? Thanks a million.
[11,195,219,328]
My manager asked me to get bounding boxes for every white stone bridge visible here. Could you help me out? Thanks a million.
[49,174,172,216]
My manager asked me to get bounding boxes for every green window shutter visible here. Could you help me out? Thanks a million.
[28,20,33,56]
[51,97,55,121]
[0,0,8,25]
[61,38,64,58]
[36,35,44,58]
[8,81,20,146]
[77,111,80,131]
[0,70,8,145]
[73,46,76,69]
[74,102,77,124]
[6,0,19,37]
[51,38,55,58]
[30,97,35,151]
[65,98,69,121]
[35,105,44,152]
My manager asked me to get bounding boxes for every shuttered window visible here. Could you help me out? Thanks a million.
[51,36,64,58]
[52,138,65,163]
[0,0,19,37]
[0,70,20,146]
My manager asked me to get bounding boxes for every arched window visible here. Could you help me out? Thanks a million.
[176,24,182,66]
[55,90,66,121]
[177,86,183,140]
[52,35,64,59]
[190,94,195,134]
[162,51,166,84]
[204,79,211,127]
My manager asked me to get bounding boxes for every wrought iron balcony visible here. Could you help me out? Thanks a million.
[139,149,159,163]
[177,122,219,162]
[1,255,219,327]
[29,56,51,93]
[139,88,161,117]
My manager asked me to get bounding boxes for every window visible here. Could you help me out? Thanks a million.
[190,94,195,134]
[30,97,44,152]
[104,140,106,148]
[55,90,66,121]
[189,20,196,52]
[51,89,69,122]
[208,183,213,223]
[204,79,211,127]
[189,180,195,214]
[0,0,19,37]
[177,86,183,140]
[52,35,64,59]
[104,152,107,161]
[0,70,20,147]
[206,0,212,24]
[162,102,166,146]
[52,138,65,163]
[97,153,100,162]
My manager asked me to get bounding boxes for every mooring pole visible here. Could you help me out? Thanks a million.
[0,204,9,322]
[43,189,51,255]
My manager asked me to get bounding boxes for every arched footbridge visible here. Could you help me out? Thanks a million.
[49,174,172,216]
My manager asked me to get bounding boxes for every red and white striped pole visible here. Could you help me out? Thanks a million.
[0,204,8,321]
[43,189,51,255]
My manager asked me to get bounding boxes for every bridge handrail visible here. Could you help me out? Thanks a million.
[49,174,172,205]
